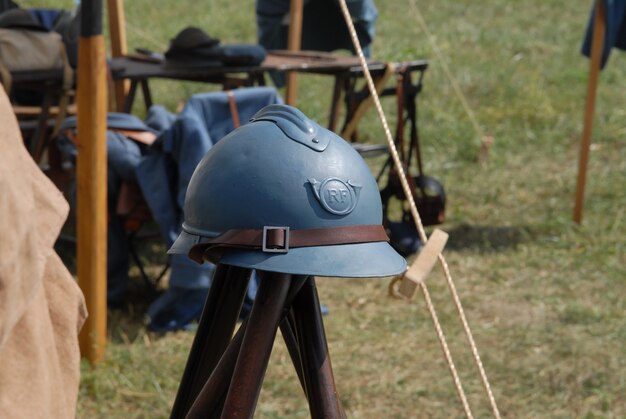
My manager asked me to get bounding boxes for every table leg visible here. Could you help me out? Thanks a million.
[140,79,153,110]
[328,73,347,132]
[123,80,138,113]
[29,89,53,162]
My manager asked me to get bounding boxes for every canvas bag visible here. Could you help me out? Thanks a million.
[0,28,72,92]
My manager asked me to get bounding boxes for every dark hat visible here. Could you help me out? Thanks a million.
[165,27,220,54]
[164,27,222,68]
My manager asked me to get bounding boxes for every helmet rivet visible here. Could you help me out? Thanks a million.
[312,138,319,143]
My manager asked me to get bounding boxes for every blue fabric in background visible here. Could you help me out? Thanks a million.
[59,87,282,303]
[28,8,63,30]
[135,86,283,288]
[256,0,377,55]
[581,0,626,69]
[256,0,377,86]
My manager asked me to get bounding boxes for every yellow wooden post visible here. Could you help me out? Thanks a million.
[574,0,605,224]
[285,0,303,106]
[107,0,129,111]
[76,0,108,364]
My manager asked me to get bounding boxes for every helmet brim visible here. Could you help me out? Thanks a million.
[169,230,407,278]
[217,241,407,278]
[168,230,202,255]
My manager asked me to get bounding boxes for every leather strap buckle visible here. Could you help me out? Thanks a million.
[262,226,290,253]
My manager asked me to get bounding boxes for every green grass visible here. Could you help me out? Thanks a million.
[23,0,626,417]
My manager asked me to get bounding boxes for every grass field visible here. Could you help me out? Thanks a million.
[24,0,625,417]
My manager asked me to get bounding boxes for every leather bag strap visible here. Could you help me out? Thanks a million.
[227,90,241,129]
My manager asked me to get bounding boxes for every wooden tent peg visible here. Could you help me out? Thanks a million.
[398,228,448,299]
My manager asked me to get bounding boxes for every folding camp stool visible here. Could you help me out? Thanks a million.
[115,179,169,293]
[170,264,345,419]
[9,68,75,164]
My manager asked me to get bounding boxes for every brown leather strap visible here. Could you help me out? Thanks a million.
[395,64,407,162]
[227,90,241,129]
[112,129,158,145]
[64,126,157,146]
[188,224,389,263]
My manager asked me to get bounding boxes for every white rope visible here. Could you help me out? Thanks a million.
[438,253,501,419]
[337,1,501,418]
[338,2,428,244]
[336,1,473,417]
[419,281,475,419]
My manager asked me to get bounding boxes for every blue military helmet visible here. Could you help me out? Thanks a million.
[169,104,407,278]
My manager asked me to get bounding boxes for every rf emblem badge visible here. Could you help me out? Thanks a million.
[308,177,362,215]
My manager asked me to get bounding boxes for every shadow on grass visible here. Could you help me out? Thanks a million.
[444,222,532,252]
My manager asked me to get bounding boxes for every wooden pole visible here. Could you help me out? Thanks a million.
[107,0,129,111]
[77,0,108,364]
[574,0,605,224]
[285,0,303,105]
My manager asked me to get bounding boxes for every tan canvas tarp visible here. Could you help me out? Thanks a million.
[0,88,87,418]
